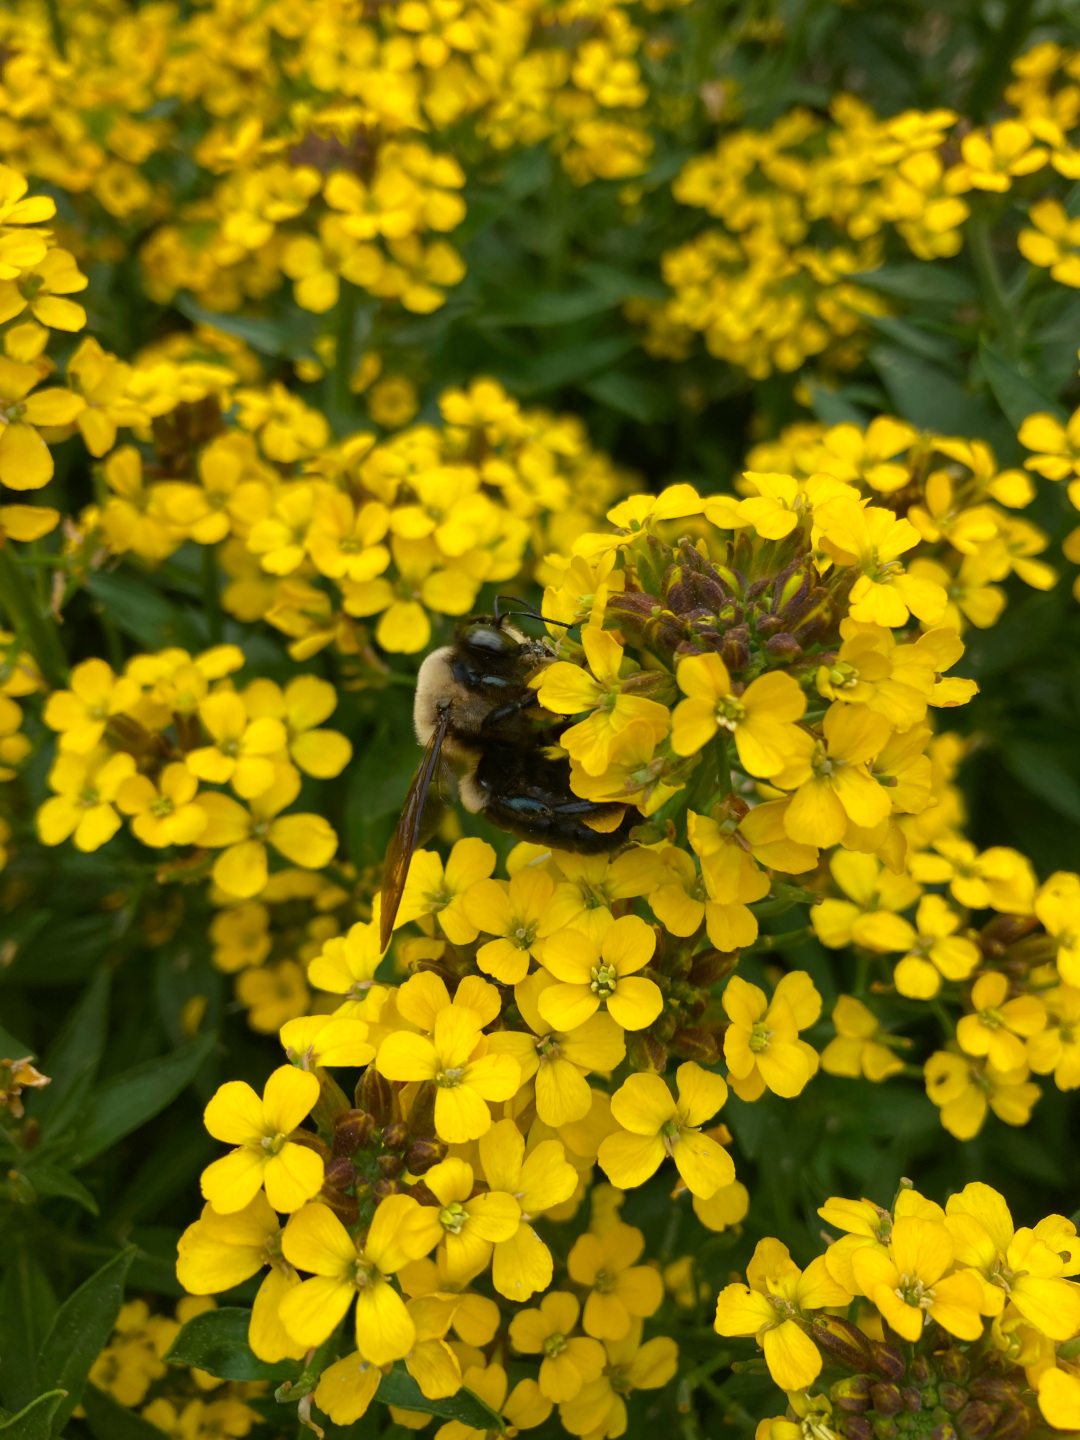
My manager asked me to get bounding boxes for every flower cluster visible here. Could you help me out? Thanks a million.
[717,1179,1080,1440]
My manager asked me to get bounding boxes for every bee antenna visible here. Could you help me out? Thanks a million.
[493,595,573,629]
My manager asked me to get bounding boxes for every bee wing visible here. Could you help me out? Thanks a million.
[379,706,453,952]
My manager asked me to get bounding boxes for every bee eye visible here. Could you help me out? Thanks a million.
[461,622,516,655]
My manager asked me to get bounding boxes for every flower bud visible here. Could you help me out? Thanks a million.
[621,669,678,706]
[382,1120,409,1150]
[689,948,739,986]
[900,1389,922,1414]
[332,1109,374,1156]
[939,1386,970,1414]
[840,1418,873,1440]
[373,1177,402,1201]
[355,1065,394,1127]
[930,1425,957,1440]
[969,1379,1020,1406]
[763,633,803,663]
[323,1156,357,1190]
[869,1343,906,1381]
[377,1152,404,1179]
[627,1030,668,1074]
[956,1402,999,1440]
[870,1385,902,1417]
[831,1376,873,1413]
[991,1407,1030,1440]
[670,1026,720,1065]
[321,1189,359,1227]
[908,1356,933,1387]
[813,1316,875,1371]
[720,629,751,673]
[938,1352,970,1385]
[403,1137,447,1174]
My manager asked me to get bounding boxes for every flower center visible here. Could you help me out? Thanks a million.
[261,1130,287,1154]
[978,1006,1005,1031]
[150,794,176,817]
[542,1332,567,1358]
[827,661,859,690]
[749,1020,772,1053]
[435,1066,465,1088]
[590,963,618,998]
[593,1267,616,1294]
[715,695,745,730]
[438,1201,468,1234]
[896,1274,935,1313]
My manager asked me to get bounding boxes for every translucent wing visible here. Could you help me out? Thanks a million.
[379,706,453,952]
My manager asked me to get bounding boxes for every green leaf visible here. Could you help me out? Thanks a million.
[1001,739,1080,825]
[20,1161,99,1214]
[802,378,868,428]
[375,1367,505,1432]
[869,344,1012,452]
[0,1392,68,1440]
[165,1307,302,1384]
[978,341,1067,429]
[175,295,319,360]
[69,1032,216,1169]
[475,289,624,328]
[0,1021,31,1057]
[582,370,672,421]
[34,966,110,1124]
[82,1385,167,1440]
[851,263,978,305]
[867,315,962,368]
[496,336,636,395]
[36,1247,135,1434]
[84,572,204,652]
[0,1255,58,1411]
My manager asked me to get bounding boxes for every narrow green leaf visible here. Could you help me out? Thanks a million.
[70,1032,216,1170]
[0,1392,67,1440]
[867,315,962,368]
[1001,739,1080,825]
[802,378,868,428]
[82,1385,168,1440]
[21,1161,100,1214]
[175,295,318,360]
[84,572,203,652]
[869,344,1011,451]
[582,370,672,421]
[375,1367,505,1432]
[0,1255,58,1411]
[851,263,978,304]
[0,1022,31,1056]
[34,966,110,1124]
[165,1307,302,1384]
[36,1247,135,1433]
[497,336,636,394]
[979,341,1067,429]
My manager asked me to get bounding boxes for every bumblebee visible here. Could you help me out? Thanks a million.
[378,610,638,949]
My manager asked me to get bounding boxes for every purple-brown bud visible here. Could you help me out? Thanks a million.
[669,1026,720,1065]
[763,633,803,662]
[840,1418,873,1440]
[992,1407,1031,1440]
[831,1376,874,1413]
[939,1386,970,1413]
[332,1109,374,1156]
[956,1401,999,1440]
[377,1152,404,1179]
[382,1120,409,1151]
[900,1389,922,1414]
[689,948,739,986]
[372,1177,402,1201]
[323,1156,357,1189]
[355,1065,394,1127]
[908,1356,933,1387]
[938,1352,970,1385]
[869,1343,907,1381]
[404,1137,447,1174]
[405,1079,437,1138]
[969,1379,1020,1406]
[627,1030,668,1074]
[870,1385,902,1417]
[930,1425,957,1440]
[812,1315,875,1371]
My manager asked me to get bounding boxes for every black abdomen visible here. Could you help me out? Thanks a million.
[472,745,638,854]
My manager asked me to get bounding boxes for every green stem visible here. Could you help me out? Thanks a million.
[202,542,223,645]
[0,545,67,689]
[751,925,813,953]
[854,950,870,998]
[332,282,359,434]
[43,0,67,58]
[930,998,956,1039]
[967,213,1020,361]
[965,0,1034,122]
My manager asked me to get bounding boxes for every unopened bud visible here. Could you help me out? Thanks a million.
[870,1385,902,1417]
[939,1386,970,1414]
[404,1080,437,1138]
[938,1352,970,1385]
[990,1407,1030,1440]
[869,1343,906,1381]
[830,1376,873,1413]
[323,1156,356,1189]
[841,1418,873,1440]
[382,1120,409,1151]
[763,633,803,662]
[332,1109,374,1156]
[900,1389,922,1414]
[626,1031,667,1074]
[969,1378,1020,1406]
[689,948,739,986]
[373,1177,402,1201]
[670,1026,720,1065]
[908,1356,932,1387]
[355,1065,394,1127]
[813,1316,875,1371]
[930,1425,957,1440]
[403,1138,447,1174]
[956,1401,999,1440]
[377,1152,404,1179]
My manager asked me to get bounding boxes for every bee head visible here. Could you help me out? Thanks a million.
[456,617,525,658]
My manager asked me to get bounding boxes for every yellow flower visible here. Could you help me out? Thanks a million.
[176,1193,306,1363]
[406,1155,522,1285]
[860,892,979,1000]
[557,1322,677,1439]
[1038,1369,1080,1430]
[1027,986,1080,1089]
[477,1119,579,1300]
[773,702,894,848]
[924,1050,1041,1139]
[599,1062,733,1197]
[489,969,625,1127]
[389,837,496,945]
[810,849,922,949]
[200,1065,323,1214]
[536,914,662,1032]
[117,763,208,848]
[1020,408,1080,481]
[508,1293,606,1402]
[671,653,807,776]
[0,166,54,279]
[43,658,141,754]
[99,445,181,561]
[1035,870,1080,984]
[956,120,1048,190]
[534,626,669,777]
[1019,198,1080,286]
[956,972,1046,1070]
[722,971,821,1101]
[237,961,309,1034]
[463,867,554,984]
[815,416,919,493]
[538,848,664,946]
[909,839,1036,914]
[306,491,390,583]
[241,675,353,779]
[817,497,947,626]
[714,1237,851,1392]
[435,1362,551,1440]
[945,1181,1080,1340]
[279,1194,433,1362]
[566,1221,664,1340]
[821,995,904,1082]
[186,691,288,800]
[375,1004,520,1143]
[197,770,338,900]
[280,1015,374,1070]
[307,919,386,1002]
[850,1215,984,1342]
[37,748,137,852]
[0,246,87,332]
[66,337,142,458]
[369,376,420,429]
